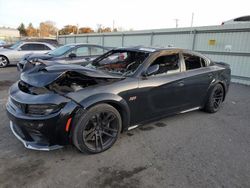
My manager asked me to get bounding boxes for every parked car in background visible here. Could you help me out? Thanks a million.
[0,40,6,47]
[222,15,250,25]
[20,38,59,47]
[6,46,231,153]
[0,38,59,49]
[17,43,111,71]
[0,41,55,68]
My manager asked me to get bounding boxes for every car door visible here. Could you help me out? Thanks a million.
[180,52,214,108]
[10,43,33,62]
[12,43,50,62]
[31,43,52,54]
[136,51,188,123]
[61,46,91,64]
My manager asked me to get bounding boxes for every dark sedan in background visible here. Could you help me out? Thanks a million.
[6,46,231,153]
[17,43,111,71]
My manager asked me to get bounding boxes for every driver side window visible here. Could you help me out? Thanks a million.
[149,53,180,76]
[67,47,90,57]
[75,47,89,56]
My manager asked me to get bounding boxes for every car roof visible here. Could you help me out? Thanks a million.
[62,43,112,50]
[223,15,250,24]
[64,43,105,47]
[17,41,56,49]
[111,46,210,60]
[113,46,187,53]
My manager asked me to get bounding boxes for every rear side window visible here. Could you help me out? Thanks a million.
[90,47,104,56]
[183,53,206,70]
[75,47,90,56]
[20,43,51,51]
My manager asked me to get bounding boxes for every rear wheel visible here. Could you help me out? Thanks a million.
[204,84,224,113]
[0,56,9,68]
[73,104,122,154]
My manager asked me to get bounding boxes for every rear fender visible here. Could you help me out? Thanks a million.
[202,80,227,107]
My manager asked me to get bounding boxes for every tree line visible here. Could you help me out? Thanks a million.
[17,21,119,37]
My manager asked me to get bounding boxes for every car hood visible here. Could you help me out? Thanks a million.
[20,63,124,87]
[0,48,13,53]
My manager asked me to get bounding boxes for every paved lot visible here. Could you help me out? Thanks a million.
[0,66,250,188]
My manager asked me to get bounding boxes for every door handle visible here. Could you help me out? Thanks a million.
[177,81,184,87]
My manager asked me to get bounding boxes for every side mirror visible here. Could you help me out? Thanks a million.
[143,64,159,77]
[68,53,76,59]
[84,57,91,61]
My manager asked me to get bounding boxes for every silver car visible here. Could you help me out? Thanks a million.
[222,15,250,25]
[0,41,55,68]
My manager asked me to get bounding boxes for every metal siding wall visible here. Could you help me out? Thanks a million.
[123,35,151,46]
[104,36,122,47]
[75,36,88,43]
[65,36,75,44]
[88,36,102,45]
[153,34,192,49]
[58,24,250,85]
[58,37,65,45]
[195,32,250,53]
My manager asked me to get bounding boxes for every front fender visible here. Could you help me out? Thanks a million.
[79,93,130,131]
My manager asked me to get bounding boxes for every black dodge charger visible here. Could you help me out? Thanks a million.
[6,47,231,153]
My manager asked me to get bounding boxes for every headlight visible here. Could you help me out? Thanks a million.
[27,104,64,115]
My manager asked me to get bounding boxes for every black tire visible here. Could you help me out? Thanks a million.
[0,55,9,68]
[73,103,122,154]
[204,84,224,113]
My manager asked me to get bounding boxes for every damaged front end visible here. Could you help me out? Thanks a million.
[6,63,123,150]
[20,63,124,94]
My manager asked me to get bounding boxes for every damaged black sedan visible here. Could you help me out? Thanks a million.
[6,47,231,153]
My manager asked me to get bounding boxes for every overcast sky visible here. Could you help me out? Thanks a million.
[0,0,249,30]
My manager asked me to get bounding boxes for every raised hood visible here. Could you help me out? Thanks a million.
[20,63,124,88]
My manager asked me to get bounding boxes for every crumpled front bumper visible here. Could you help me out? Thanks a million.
[10,121,62,151]
[6,82,81,150]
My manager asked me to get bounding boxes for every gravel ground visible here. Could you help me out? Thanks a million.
[0,66,250,188]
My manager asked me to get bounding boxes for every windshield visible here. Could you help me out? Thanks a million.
[86,50,149,76]
[48,45,75,56]
[9,41,23,49]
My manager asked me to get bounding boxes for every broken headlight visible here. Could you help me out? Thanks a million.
[27,104,64,115]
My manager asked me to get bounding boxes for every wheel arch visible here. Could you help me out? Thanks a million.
[203,80,227,107]
[79,93,131,132]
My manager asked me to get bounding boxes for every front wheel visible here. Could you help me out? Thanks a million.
[73,104,122,154]
[204,84,224,113]
[0,56,9,68]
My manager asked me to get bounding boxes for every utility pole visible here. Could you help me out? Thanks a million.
[112,20,115,30]
[174,19,179,28]
[191,12,194,27]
